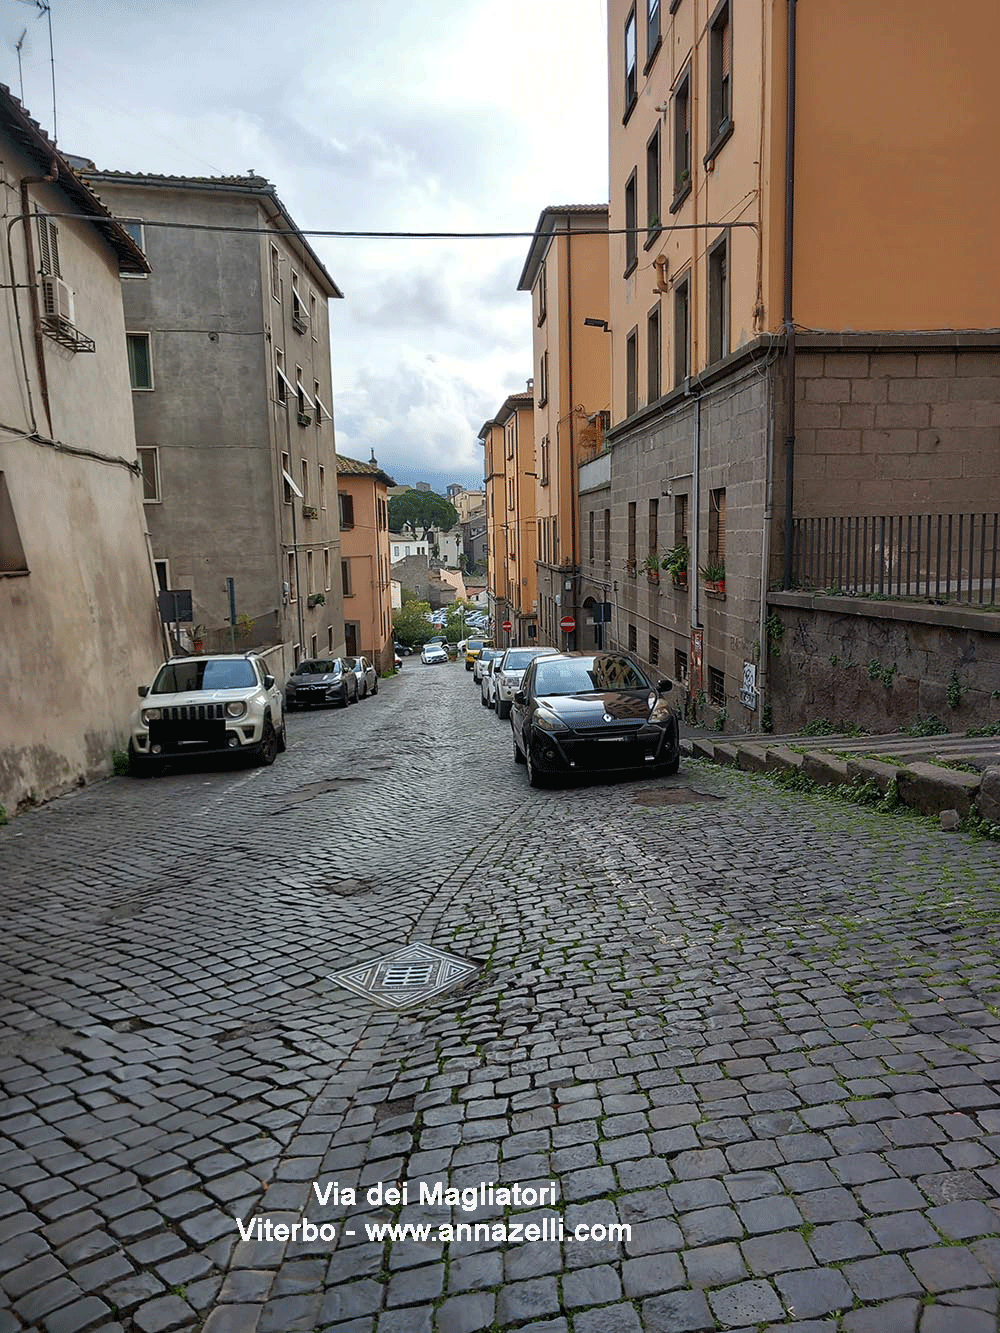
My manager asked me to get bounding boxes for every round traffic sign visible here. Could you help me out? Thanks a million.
[560,615,576,633]
[502,619,513,632]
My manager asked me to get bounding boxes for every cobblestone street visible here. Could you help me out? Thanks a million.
[2,662,1000,1333]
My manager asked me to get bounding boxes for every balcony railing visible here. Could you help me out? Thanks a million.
[791,513,999,607]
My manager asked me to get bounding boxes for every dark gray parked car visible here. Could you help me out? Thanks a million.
[285,658,356,709]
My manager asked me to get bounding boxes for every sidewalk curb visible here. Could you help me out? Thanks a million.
[682,737,998,823]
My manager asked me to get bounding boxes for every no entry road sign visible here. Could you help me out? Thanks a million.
[560,615,576,633]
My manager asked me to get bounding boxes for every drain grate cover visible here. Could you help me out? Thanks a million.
[329,943,479,1011]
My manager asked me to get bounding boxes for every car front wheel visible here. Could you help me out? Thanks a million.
[525,743,547,788]
[513,733,526,764]
[662,753,680,775]
[127,741,162,778]
[255,716,278,766]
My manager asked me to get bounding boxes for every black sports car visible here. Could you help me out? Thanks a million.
[284,658,356,709]
[510,651,679,787]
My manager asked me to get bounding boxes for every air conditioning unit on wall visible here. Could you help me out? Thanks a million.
[42,275,75,325]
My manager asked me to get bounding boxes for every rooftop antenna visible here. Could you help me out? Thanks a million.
[14,29,27,101]
[15,0,56,143]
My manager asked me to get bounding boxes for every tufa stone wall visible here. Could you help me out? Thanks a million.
[766,593,1000,735]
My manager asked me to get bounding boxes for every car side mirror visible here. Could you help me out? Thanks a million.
[656,678,672,693]
[514,689,526,705]
[137,684,149,697]
[264,674,275,689]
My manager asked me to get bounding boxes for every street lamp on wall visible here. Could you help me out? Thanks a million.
[583,318,610,332]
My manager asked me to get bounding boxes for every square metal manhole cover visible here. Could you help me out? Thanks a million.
[329,943,479,1010]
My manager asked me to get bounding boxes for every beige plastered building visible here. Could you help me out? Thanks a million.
[0,89,163,815]
[589,0,1000,727]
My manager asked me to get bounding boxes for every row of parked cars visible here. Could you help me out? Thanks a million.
[471,643,681,789]
[128,651,381,775]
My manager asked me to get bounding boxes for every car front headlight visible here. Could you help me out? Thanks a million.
[533,710,568,732]
[226,701,247,718]
[649,698,675,723]
[140,707,161,723]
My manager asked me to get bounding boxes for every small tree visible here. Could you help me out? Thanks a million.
[393,600,434,647]
[388,489,458,534]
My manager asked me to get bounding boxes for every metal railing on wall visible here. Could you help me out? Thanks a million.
[791,513,999,606]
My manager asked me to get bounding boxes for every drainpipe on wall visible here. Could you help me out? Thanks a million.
[782,0,798,589]
[19,160,59,436]
[757,372,775,730]
[564,215,580,650]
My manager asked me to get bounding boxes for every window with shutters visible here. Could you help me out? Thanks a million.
[628,623,637,652]
[649,634,660,666]
[288,553,297,601]
[624,8,637,118]
[339,491,355,529]
[627,502,637,564]
[36,213,61,278]
[604,508,611,564]
[646,127,661,240]
[648,498,658,555]
[672,69,692,203]
[647,305,661,402]
[127,333,153,390]
[589,510,595,562]
[538,350,549,406]
[646,0,661,68]
[137,448,160,502]
[674,275,690,384]
[708,1,734,155]
[324,548,331,589]
[708,235,729,363]
[0,473,29,575]
[536,261,547,326]
[709,487,727,570]
[626,327,639,417]
[675,493,688,544]
[342,558,352,596]
[624,170,638,274]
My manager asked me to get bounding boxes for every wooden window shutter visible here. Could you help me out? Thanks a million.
[721,16,732,78]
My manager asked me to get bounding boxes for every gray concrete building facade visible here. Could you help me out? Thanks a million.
[83,168,346,667]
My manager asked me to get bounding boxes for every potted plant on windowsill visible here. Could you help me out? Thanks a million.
[190,624,206,652]
[644,552,661,583]
[662,542,689,588]
[700,561,726,595]
[625,557,637,577]
[307,591,326,609]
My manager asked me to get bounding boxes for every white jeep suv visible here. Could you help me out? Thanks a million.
[129,653,285,775]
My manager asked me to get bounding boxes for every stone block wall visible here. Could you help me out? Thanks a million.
[766,593,1000,734]
[791,343,1000,514]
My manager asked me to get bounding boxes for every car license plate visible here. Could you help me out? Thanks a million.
[598,736,627,742]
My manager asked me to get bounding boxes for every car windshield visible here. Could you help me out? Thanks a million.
[296,660,340,676]
[481,649,500,662]
[503,648,553,671]
[152,659,257,693]
[534,656,651,696]
[467,640,484,652]
[343,657,361,669]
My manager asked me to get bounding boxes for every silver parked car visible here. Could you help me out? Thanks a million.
[344,655,379,698]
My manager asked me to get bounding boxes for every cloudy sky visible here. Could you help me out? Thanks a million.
[4,0,609,492]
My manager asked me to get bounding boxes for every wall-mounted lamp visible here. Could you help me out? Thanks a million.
[583,317,610,332]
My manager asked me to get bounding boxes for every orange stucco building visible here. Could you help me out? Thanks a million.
[480,391,538,646]
[336,455,395,673]
[588,0,1000,730]
[517,206,611,650]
